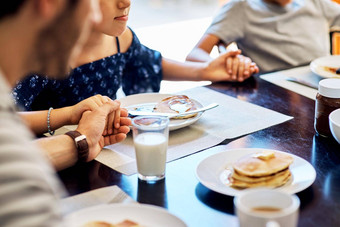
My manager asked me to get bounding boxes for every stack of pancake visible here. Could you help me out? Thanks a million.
[153,95,198,119]
[230,151,293,188]
[83,219,142,227]
[323,66,340,75]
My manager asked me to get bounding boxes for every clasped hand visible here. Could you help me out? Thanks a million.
[203,50,259,82]
[70,95,131,162]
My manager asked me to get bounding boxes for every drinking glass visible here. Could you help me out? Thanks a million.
[132,116,169,183]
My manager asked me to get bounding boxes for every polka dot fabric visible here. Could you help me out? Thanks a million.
[13,29,163,110]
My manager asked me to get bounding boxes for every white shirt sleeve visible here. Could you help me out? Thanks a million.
[205,0,245,44]
[317,0,340,27]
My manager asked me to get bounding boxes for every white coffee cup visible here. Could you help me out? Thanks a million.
[234,188,300,227]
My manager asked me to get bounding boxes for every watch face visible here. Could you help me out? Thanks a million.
[75,135,87,143]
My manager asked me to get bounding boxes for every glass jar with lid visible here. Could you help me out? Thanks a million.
[314,79,340,137]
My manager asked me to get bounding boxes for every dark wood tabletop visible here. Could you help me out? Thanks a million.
[58,74,340,227]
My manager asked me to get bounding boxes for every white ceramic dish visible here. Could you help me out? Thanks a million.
[310,55,340,78]
[329,108,340,144]
[64,203,187,227]
[196,148,316,197]
[119,93,203,131]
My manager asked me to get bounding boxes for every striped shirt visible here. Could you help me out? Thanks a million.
[0,70,65,226]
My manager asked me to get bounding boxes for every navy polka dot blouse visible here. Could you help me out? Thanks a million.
[12,28,163,110]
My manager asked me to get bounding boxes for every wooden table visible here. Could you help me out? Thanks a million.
[59,74,340,227]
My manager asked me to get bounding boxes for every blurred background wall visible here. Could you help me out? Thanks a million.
[129,0,221,28]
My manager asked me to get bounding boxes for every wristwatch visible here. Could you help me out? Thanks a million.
[65,130,89,162]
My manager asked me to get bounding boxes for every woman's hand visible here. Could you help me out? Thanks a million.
[226,54,259,82]
[68,95,120,136]
[201,50,259,82]
[76,100,131,162]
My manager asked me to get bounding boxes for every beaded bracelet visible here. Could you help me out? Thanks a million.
[47,107,55,136]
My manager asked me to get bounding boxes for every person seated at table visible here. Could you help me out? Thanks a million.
[12,0,259,111]
[186,0,340,72]
[3,0,132,173]
[0,0,133,226]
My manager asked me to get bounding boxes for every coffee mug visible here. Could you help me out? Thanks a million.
[234,188,300,227]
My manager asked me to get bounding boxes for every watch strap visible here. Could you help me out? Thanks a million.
[65,130,89,163]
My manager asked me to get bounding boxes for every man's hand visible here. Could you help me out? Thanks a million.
[68,94,120,136]
[75,100,131,162]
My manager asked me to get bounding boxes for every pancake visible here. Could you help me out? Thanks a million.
[82,222,113,227]
[153,95,198,119]
[233,151,293,177]
[323,66,340,75]
[83,220,142,227]
[230,171,291,189]
[228,150,294,189]
[231,168,290,183]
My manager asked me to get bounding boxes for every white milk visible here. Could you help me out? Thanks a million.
[133,132,168,176]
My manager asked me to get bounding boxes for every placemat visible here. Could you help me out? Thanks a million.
[96,87,293,175]
[260,66,321,100]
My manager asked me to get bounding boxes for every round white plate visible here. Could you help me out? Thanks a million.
[310,55,340,78]
[65,203,187,227]
[119,93,203,131]
[196,148,316,197]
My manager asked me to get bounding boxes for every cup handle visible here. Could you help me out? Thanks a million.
[266,221,280,227]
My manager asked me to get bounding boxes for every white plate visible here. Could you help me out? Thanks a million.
[310,55,340,78]
[65,203,187,227]
[196,148,316,197]
[119,93,203,131]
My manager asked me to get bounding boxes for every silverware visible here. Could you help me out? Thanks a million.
[128,103,219,118]
[285,77,318,89]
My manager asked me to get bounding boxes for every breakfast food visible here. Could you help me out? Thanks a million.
[153,95,198,119]
[323,66,340,75]
[82,220,142,227]
[229,151,293,188]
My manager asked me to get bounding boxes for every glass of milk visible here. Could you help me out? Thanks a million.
[132,116,169,183]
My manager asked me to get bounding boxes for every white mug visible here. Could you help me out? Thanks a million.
[234,188,300,227]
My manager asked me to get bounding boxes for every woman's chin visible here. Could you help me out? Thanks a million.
[110,26,128,37]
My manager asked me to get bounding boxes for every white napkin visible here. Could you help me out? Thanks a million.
[260,66,320,100]
[60,185,136,215]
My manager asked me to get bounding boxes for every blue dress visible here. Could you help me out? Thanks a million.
[12,29,163,110]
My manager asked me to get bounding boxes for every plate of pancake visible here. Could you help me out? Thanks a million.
[310,55,340,78]
[196,148,316,196]
[119,93,203,131]
[65,203,187,227]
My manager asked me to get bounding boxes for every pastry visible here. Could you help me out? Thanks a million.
[153,95,198,119]
[83,220,142,227]
[229,150,293,188]
[323,66,340,75]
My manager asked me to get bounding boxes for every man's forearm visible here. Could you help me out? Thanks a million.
[34,135,77,171]
[186,48,213,62]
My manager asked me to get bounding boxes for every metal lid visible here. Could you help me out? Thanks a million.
[318,79,340,98]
